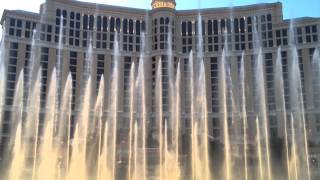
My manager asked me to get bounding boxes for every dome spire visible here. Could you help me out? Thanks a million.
[151,0,176,10]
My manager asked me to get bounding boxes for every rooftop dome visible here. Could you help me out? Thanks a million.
[151,0,176,10]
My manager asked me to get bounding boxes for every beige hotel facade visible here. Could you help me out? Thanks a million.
[0,0,320,176]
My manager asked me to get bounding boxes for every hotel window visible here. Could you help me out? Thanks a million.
[8,18,23,37]
[247,17,253,49]
[281,51,290,110]
[82,14,93,47]
[159,17,171,50]
[96,16,107,49]
[40,47,49,108]
[116,18,121,33]
[260,14,273,48]
[221,19,232,50]
[276,29,288,46]
[181,21,192,53]
[195,20,205,52]
[265,53,276,111]
[123,57,132,112]
[183,58,191,113]
[152,19,158,50]
[23,45,32,106]
[109,17,116,49]
[40,24,52,42]
[161,55,169,112]
[151,57,156,112]
[269,116,278,138]
[210,57,219,113]
[123,19,128,51]
[96,54,105,92]
[297,50,307,108]
[55,9,66,44]
[5,42,19,106]
[69,51,77,110]
[295,27,303,44]
[24,21,36,39]
[136,20,142,52]
[234,18,246,51]
[305,25,318,43]
[69,12,80,46]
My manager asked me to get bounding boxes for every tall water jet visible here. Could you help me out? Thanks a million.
[136,33,147,180]
[174,61,181,179]
[199,59,210,180]
[275,47,291,180]
[290,114,299,180]
[8,70,24,180]
[97,120,110,179]
[240,52,248,180]
[288,21,310,180]
[156,58,163,180]
[56,15,64,108]
[127,62,135,180]
[9,122,23,180]
[256,116,264,180]
[66,77,91,180]
[56,74,72,178]
[189,50,196,180]
[24,70,41,179]
[67,38,93,180]
[96,76,105,180]
[255,48,272,180]
[253,16,272,180]
[312,48,320,94]
[133,121,138,180]
[221,48,231,180]
[109,33,120,180]
[0,32,6,137]
[37,68,58,180]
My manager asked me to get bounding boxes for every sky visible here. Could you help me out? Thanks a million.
[1,0,320,37]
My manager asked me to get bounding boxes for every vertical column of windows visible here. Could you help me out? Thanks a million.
[5,42,19,107]
[123,57,132,112]
[281,51,290,110]
[247,17,253,49]
[40,47,49,108]
[295,27,303,44]
[210,57,219,113]
[0,43,18,150]
[195,20,205,52]
[69,51,77,110]
[69,12,81,46]
[55,9,67,44]
[260,14,273,48]
[24,45,31,106]
[265,53,276,111]
[96,15,108,49]
[181,21,192,53]
[96,54,105,91]
[234,18,246,51]
[159,18,169,50]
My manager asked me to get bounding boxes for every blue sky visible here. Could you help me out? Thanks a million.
[1,0,320,37]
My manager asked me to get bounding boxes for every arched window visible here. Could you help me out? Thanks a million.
[136,20,141,35]
[110,17,115,32]
[123,19,128,34]
[116,18,121,33]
